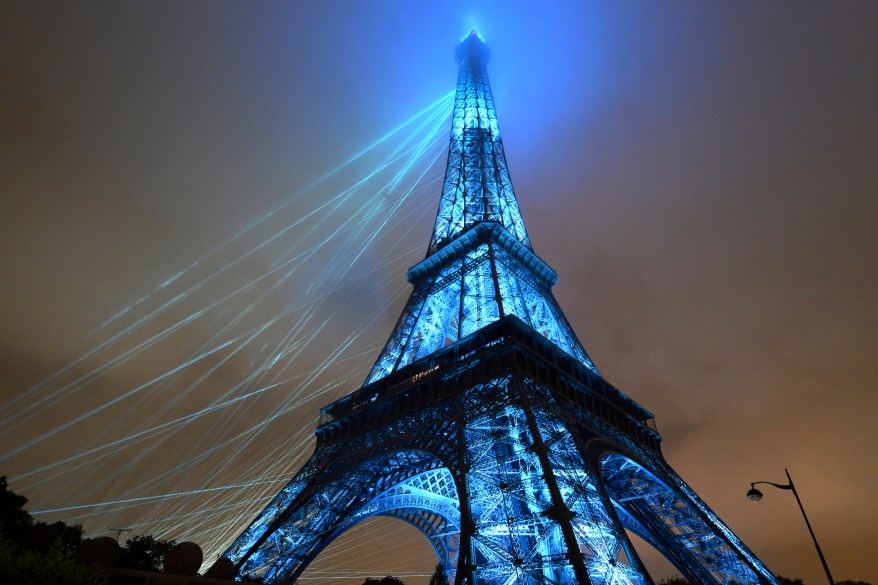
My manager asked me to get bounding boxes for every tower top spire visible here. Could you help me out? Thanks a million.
[364,36,599,384]
[455,30,489,65]
[428,29,528,255]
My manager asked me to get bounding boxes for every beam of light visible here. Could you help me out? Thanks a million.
[14,315,386,489]
[30,477,291,516]
[223,90,453,247]
[78,495,270,528]
[123,496,269,531]
[59,492,271,527]
[0,91,453,419]
[99,305,393,498]
[0,334,249,461]
[0,308,207,432]
[20,279,409,502]
[11,337,389,482]
[0,109,448,441]
[90,91,454,335]
[4,91,455,575]
[0,147,417,431]
[265,103,450,274]
[1,163,438,443]
[12,369,296,482]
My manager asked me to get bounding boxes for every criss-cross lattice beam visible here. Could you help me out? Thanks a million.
[429,32,529,254]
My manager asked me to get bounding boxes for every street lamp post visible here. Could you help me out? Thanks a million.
[747,468,835,585]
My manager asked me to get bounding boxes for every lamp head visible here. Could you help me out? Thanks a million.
[747,486,764,502]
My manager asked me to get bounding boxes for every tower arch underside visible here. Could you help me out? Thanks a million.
[330,468,462,583]
[597,452,772,585]
[237,447,461,584]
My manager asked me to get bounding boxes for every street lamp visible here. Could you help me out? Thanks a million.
[747,468,835,585]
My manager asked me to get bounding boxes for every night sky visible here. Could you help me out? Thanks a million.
[2,2,877,584]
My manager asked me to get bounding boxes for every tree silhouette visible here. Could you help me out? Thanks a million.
[35,520,84,552]
[429,563,449,585]
[776,576,805,585]
[0,476,106,583]
[119,534,176,571]
[0,538,108,585]
[0,475,33,542]
[362,577,406,585]
[658,577,691,585]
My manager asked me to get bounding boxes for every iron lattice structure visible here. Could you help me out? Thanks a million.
[223,33,778,585]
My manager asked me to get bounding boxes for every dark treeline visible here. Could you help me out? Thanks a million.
[1,476,179,584]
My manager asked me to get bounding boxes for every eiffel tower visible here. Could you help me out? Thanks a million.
[222,32,778,585]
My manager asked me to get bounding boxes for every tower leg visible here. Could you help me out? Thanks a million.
[454,391,476,585]
[596,452,777,584]
[227,446,460,583]
[523,377,651,584]
[514,375,596,585]
[457,375,651,585]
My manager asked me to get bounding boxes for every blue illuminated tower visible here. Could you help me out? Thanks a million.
[223,32,778,585]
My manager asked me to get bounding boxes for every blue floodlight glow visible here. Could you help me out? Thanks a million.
[222,34,778,585]
[31,477,288,516]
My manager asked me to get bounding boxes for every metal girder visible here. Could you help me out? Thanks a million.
[599,454,776,585]
[222,32,778,585]
[454,376,648,585]
[225,366,777,585]
[429,34,529,255]
[363,32,598,386]
[229,450,454,583]
[366,237,598,384]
